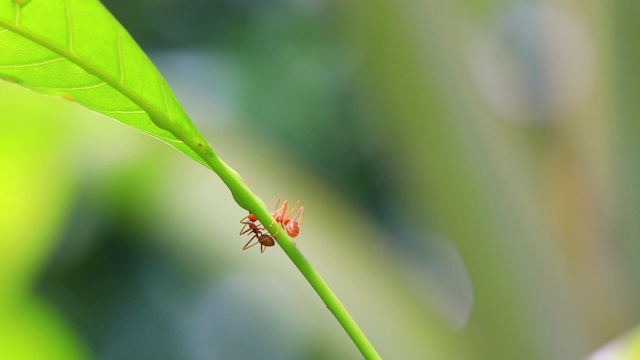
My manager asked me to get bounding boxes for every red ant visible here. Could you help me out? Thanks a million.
[239,198,304,251]
[239,214,275,253]
[269,198,304,238]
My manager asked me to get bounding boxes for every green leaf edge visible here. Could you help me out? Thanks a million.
[0,5,382,360]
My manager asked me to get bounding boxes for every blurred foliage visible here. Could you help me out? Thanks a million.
[2,0,640,359]
[0,84,88,359]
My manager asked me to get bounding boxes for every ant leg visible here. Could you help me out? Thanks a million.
[239,221,251,235]
[243,234,259,250]
[270,200,289,227]
[260,244,267,253]
[292,206,304,225]
[267,197,281,211]
[280,200,289,219]
[285,200,300,220]
[240,218,258,235]
[239,215,252,234]
[268,199,289,237]
[268,198,283,227]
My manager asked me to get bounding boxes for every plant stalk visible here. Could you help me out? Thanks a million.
[190,139,382,360]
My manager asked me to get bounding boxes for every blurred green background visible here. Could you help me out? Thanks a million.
[1,0,640,359]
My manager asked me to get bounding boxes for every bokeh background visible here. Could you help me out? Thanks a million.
[1,0,640,359]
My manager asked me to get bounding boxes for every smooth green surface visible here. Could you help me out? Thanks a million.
[0,1,380,358]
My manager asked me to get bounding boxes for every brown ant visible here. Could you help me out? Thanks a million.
[239,214,275,253]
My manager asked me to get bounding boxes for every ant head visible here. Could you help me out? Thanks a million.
[248,213,258,222]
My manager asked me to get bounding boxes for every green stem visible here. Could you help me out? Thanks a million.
[278,238,382,360]
[178,131,382,360]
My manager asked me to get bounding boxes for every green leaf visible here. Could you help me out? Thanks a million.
[0,3,382,358]
[0,0,211,169]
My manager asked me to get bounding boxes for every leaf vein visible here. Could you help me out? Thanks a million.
[96,109,146,114]
[154,135,183,144]
[160,80,174,122]
[0,57,66,68]
[87,44,106,64]
[32,82,107,91]
[15,39,32,50]
[117,32,124,83]
[14,2,21,26]
[64,0,75,54]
